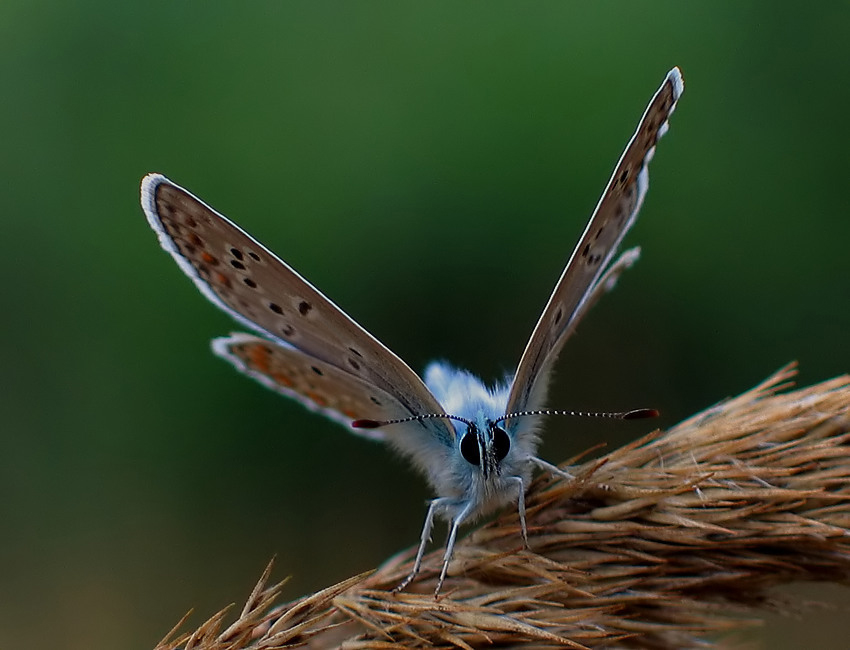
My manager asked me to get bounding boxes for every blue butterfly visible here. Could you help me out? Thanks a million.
[142,68,683,594]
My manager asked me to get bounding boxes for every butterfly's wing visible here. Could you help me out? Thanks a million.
[211,333,419,442]
[506,67,684,416]
[141,174,455,445]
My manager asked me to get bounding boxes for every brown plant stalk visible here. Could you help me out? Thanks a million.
[156,363,850,648]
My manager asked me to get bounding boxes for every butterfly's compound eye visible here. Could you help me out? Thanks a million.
[460,429,481,466]
[492,426,510,462]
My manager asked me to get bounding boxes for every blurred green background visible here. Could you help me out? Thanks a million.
[2,2,849,647]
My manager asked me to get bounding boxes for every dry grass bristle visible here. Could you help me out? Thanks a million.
[156,363,850,648]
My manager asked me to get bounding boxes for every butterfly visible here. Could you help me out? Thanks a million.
[141,67,683,595]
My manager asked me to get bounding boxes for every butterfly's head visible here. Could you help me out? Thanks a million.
[459,419,510,480]
[352,411,524,491]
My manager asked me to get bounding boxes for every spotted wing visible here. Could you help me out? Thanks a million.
[212,333,417,441]
[506,68,684,416]
[141,174,455,444]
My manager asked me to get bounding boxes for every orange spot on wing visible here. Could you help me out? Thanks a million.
[201,251,217,264]
[342,408,359,419]
[271,372,294,388]
[248,345,271,373]
[307,392,328,407]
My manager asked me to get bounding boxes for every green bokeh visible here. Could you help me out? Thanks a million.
[2,2,849,647]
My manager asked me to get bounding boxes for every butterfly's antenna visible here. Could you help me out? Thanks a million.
[352,413,476,430]
[492,408,659,426]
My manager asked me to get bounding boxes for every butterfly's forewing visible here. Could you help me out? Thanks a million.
[141,175,454,444]
[506,67,684,416]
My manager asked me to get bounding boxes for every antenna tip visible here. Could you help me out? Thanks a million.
[352,419,382,429]
[623,408,660,420]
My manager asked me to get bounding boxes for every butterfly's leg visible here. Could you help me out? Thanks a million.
[435,501,474,596]
[506,475,529,549]
[529,456,574,480]
[394,498,442,592]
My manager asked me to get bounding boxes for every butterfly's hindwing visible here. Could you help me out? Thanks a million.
[212,333,430,441]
